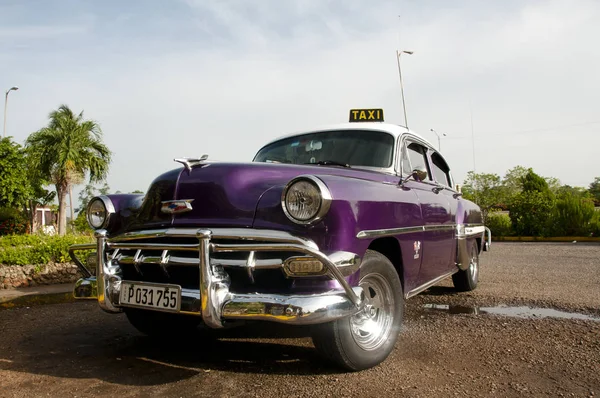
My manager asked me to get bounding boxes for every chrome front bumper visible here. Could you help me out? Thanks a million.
[70,228,363,328]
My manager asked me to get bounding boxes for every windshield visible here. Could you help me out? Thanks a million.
[253,130,395,168]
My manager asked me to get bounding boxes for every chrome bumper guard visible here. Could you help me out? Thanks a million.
[70,228,363,328]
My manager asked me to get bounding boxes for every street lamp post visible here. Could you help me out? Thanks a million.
[3,86,19,138]
[430,128,447,151]
[396,50,413,128]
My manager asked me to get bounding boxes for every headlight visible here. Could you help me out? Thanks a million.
[87,196,115,229]
[282,176,332,225]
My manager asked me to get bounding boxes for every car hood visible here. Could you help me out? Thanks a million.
[130,162,397,230]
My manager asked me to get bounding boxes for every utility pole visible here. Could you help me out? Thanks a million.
[469,102,476,173]
[430,128,447,151]
[3,86,19,138]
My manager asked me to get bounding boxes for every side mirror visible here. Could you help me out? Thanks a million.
[400,166,428,186]
[412,166,428,182]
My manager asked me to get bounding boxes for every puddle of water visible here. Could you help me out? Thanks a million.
[423,304,600,322]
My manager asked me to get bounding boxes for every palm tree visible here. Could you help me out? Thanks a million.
[25,105,112,235]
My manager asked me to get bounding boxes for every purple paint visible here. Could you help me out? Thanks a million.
[102,157,482,295]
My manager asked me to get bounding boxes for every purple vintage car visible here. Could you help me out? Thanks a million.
[69,109,490,371]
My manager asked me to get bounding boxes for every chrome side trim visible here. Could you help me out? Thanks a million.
[465,225,486,236]
[424,224,456,232]
[357,225,423,239]
[356,224,455,239]
[405,270,458,299]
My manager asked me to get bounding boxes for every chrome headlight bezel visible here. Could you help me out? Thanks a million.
[87,195,115,230]
[281,175,332,225]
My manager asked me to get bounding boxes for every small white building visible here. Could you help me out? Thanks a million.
[34,207,57,234]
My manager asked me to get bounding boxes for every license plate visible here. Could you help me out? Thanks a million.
[119,281,181,312]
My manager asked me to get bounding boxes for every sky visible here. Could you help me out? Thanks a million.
[1,0,599,207]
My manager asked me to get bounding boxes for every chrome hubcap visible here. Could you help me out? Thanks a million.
[350,273,395,351]
[469,246,479,283]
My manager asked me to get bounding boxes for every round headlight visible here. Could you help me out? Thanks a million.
[282,176,332,225]
[87,196,114,229]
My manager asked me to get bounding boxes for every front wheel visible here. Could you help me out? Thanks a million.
[311,250,404,371]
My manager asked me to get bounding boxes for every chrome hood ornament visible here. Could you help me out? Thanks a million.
[161,199,194,214]
[174,154,209,171]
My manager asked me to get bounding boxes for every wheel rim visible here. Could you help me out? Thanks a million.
[349,272,395,351]
[469,245,479,283]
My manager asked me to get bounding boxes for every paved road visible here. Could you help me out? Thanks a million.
[0,243,598,397]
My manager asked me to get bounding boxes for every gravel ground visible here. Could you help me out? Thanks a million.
[0,242,598,398]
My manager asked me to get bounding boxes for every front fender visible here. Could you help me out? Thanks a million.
[100,194,145,235]
[253,174,422,258]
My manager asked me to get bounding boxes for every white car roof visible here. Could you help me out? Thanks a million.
[263,122,436,149]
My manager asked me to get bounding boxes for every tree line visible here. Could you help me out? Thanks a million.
[461,166,600,237]
[0,105,112,236]
[1,106,598,238]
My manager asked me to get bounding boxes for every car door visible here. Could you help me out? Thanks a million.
[400,139,454,286]
[427,150,460,272]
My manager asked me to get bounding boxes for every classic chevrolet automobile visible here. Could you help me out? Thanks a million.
[69,108,490,371]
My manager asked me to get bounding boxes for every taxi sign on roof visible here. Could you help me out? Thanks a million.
[349,108,384,123]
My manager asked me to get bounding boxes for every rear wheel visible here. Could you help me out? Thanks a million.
[452,241,479,291]
[311,250,404,371]
[124,308,204,337]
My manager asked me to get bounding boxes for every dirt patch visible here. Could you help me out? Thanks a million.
[0,243,598,397]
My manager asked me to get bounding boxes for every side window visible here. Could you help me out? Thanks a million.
[406,142,432,181]
[430,152,452,187]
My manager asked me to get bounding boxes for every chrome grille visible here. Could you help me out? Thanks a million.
[107,236,297,291]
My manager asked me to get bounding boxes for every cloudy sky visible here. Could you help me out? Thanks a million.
[1,0,599,204]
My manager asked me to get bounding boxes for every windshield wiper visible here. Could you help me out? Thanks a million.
[304,160,351,168]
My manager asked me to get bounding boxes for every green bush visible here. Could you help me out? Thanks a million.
[550,191,596,236]
[509,191,555,236]
[589,211,600,237]
[0,233,94,266]
[486,213,513,237]
[0,207,28,236]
